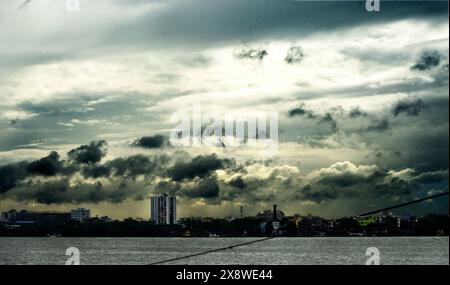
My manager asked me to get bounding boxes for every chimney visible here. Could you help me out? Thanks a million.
[273,204,277,221]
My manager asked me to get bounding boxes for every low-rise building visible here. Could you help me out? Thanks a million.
[70,208,91,222]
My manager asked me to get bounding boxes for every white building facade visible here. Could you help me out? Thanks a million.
[150,194,177,225]
[70,208,91,222]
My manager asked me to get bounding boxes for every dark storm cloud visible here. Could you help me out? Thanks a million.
[1,144,448,207]
[167,154,229,181]
[142,175,222,200]
[412,170,449,184]
[68,140,107,164]
[7,179,148,204]
[154,180,181,196]
[184,177,220,199]
[0,151,76,193]
[288,103,316,119]
[105,154,169,178]
[0,148,172,203]
[81,164,111,179]
[229,176,247,189]
[133,135,166,148]
[294,165,448,203]
[0,162,28,194]
[108,0,448,49]
[207,160,450,206]
[27,151,62,176]
[392,97,426,116]
[411,50,443,71]
[82,154,170,179]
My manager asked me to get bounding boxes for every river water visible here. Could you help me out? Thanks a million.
[0,236,448,265]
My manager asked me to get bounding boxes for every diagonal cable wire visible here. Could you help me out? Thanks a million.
[148,192,449,265]
[149,237,274,265]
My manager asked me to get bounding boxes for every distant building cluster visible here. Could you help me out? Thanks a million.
[1,199,448,237]
[1,208,91,225]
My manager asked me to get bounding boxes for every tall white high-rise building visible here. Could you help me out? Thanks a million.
[150,194,177,225]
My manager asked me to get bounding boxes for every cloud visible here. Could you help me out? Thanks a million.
[411,50,443,71]
[0,162,28,194]
[68,140,107,164]
[133,135,166,148]
[234,46,268,60]
[0,145,448,212]
[392,97,426,116]
[366,118,391,132]
[288,103,316,118]
[285,44,305,64]
[412,170,449,184]
[228,176,246,189]
[349,107,368,118]
[6,179,149,204]
[184,176,220,199]
[168,154,229,181]
[295,162,448,203]
[82,154,170,179]
[0,151,71,193]
[319,113,338,132]
[27,151,62,176]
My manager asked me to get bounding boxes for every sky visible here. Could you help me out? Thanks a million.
[0,0,448,220]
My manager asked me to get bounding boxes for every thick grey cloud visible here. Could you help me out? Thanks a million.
[133,135,166,149]
[185,176,220,199]
[68,140,107,164]
[27,151,62,176]
[294,163,446,204]
[411,50,443,71]
[82,154,170,179]
[228,176,246,189]
[0,143,448,218]
[0,162,28,194]
[392,97,426,116]
[167,154,230,181]
[7,179,148,204]
[0,151,74,193]
[288,103,316,119]
[107,0,448,49]
[0,148,170,203]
